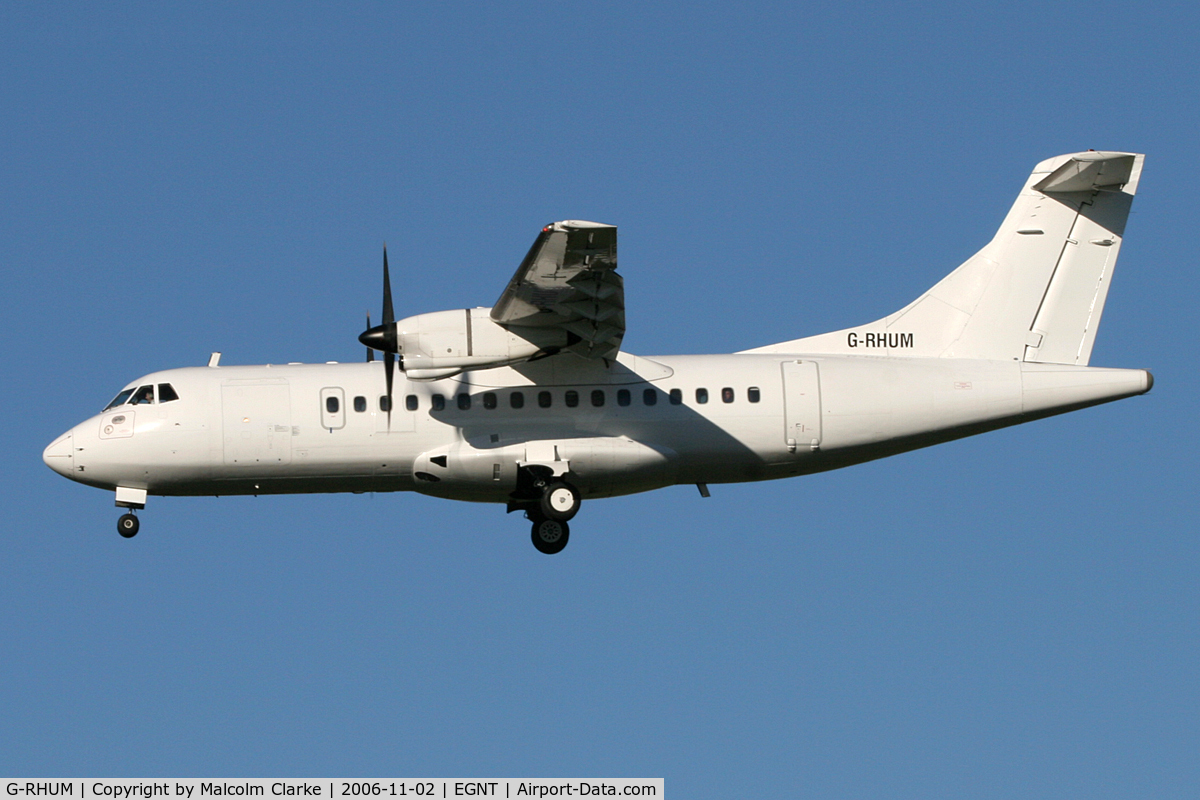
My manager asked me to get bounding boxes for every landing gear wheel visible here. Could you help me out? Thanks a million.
[117,513,139,538]
[539,481,581,522]
[531,518,570,555]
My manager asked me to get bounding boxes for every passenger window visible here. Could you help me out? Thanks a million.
[748,386,761,403]
[326,395,340,414]
[643,388,657,406]
[617,389,631,407]
[695,388,708,404]
[591,390,605,407]
[483,392,497,410]
[105,388,136,410]
[353,396,367,412]
[669,388,682,405]
[131,385,155,405]
[511,391,525,409]
[431,394,445,411]
[538,391,552,408]
[157,384,179,403]
[457,393,471,410]
[565,390,579,408]
[722,387,734,403]
[406,395,419,411]
[380,395,392,412]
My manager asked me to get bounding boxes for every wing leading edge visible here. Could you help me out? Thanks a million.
[491,220,624,360]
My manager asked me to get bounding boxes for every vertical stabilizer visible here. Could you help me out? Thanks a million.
[744,151,1144,364]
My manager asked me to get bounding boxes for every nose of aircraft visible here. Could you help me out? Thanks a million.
[43,430,74,478]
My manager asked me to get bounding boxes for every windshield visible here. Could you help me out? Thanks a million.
[104,388,136,411]
[129,385,155,405]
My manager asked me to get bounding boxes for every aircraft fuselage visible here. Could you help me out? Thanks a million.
[44,352,1150,505]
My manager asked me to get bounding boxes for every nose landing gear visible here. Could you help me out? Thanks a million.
[114,486,147,539]
[117,513,139,538]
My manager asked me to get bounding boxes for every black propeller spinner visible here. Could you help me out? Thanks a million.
[358,246,400,425]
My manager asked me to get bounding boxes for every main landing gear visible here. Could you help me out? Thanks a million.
[540,481,581,522]
[512,470,583,554]
[530,515,569,555]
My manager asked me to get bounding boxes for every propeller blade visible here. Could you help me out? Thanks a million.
[365,313,374,362]
[358,246,400,354]
[385,351,395,428]
[382,246,396,427]
[357,245,400,429]
[382,245,395,325]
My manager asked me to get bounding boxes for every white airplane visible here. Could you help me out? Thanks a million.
[44,151,1153,553]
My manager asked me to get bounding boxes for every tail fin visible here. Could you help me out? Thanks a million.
[744,151,1144,364]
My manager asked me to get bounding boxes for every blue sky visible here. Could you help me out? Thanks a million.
[3,2,1198,796]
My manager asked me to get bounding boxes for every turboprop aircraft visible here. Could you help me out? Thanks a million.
[43,151,1153,553]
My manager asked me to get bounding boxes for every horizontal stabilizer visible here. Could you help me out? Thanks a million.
[1034,152,1136,194]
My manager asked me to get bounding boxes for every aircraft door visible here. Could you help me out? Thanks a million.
[320,387,346,430]
[781,360,821,453]
[222,381,292,466]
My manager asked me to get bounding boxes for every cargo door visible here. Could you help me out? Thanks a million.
[781,360,821,453]
[222,381,292,466]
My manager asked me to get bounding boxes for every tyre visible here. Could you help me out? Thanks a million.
[531,518,570,554]
[539,481,581,522]
[117,513,140,538]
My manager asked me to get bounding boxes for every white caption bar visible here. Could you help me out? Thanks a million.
[3,781,663,800]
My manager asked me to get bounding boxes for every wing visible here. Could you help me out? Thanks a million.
[490,220,624,360]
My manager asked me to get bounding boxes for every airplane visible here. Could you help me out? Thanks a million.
[43,150,1153,554]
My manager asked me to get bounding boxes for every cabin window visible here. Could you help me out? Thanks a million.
[510,391,525,409]
[325,395,340,414]
[104,388,136,410]
[130,385,155,405]
[353,396,367,412]
[617,389,631,407]
[157,384,179,403]
[591,390,605,407]
[748,386,761,403]
[457,393,471,410]
[721,387,735,404]
[565,390,579,408]
[431,394,445,411]
[695,388,708,404]
[483,392,497,410]
[538,391,552,408]
[379,395,392,412]
[406,395,419,411]
[643,388,657,406]
[669,388,682,405]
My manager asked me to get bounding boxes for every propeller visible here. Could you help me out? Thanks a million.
[365,313,374,362]
[358,246,399,426]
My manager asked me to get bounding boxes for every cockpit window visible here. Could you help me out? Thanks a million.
[104,388,136,410]
[129,385,155,405]
[157,383,180,403]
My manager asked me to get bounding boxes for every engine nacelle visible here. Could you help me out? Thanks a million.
[395,308,567,379]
